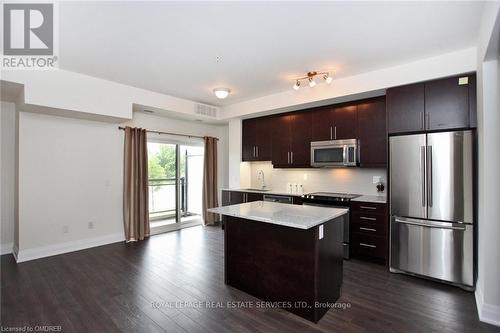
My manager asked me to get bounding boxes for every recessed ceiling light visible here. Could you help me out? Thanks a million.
[213,87,231,99]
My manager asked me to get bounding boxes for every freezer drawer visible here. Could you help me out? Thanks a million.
[390,216,473,287]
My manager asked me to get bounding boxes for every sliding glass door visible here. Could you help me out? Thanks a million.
[147,140,204,232]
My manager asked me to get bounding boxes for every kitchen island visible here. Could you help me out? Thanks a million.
[208,201,348,322]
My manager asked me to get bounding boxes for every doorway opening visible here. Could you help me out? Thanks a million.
[147,140,204,233]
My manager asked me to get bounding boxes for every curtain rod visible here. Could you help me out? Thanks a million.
[118,126,218,141]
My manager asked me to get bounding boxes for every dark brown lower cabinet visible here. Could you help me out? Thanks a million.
[224,215,343,322]
[350,201,388,264]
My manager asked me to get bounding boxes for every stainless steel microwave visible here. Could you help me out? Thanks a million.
[310,139,358,167]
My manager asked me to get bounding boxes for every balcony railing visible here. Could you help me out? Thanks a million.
[148,177,188,221]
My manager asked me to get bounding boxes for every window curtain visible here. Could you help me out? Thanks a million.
[123,127,150,241]
[202,136,218,225]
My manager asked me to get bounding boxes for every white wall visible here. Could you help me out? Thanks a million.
[247,162,386,196]
[475,1,500,327]
[15,110,228,262]
[1,102,16,254]
[17,112,124,260]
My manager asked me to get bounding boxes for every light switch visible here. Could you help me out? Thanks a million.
[319,225,324,240]
[458,77,469,85]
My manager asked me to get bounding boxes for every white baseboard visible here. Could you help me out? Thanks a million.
[15,232,125,263]
[1,242,14,255]
[476,283,500,327]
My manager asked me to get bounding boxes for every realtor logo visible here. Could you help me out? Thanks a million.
[3,3,54,55]
[2,2,58,69]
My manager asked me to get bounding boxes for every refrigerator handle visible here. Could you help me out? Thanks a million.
[427,145,433,207]
[394,218,465,231]
[420,146,426,207]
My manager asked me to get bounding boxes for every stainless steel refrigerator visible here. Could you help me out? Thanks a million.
[389,130,474,289]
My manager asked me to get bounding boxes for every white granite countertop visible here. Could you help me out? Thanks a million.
[221,188,303,197]
[352,194,387,204]
[208,201,348,230]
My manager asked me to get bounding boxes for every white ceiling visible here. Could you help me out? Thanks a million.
[59,1,485,106]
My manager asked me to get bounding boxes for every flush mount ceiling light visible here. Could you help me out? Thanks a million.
[292,71,333,90]
[213,87,231,99]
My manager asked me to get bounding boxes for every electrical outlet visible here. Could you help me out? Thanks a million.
[62,225,69,234]
[373,176,381,184]
[88,221,94,229]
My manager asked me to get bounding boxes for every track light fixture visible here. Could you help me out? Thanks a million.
[292,71,333,90]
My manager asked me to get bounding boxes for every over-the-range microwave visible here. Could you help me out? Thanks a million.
[310,139,358,167]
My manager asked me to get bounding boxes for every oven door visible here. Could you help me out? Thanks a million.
[310,143,345,167]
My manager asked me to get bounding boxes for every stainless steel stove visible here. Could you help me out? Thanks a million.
[301,192,361,259]
[302,192,361,204]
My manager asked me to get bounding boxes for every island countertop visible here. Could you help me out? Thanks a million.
[208,201,348,230]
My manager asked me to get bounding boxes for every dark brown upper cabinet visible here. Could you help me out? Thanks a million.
[242,117,274,161]
[290,112,313,167]
[242,118,257,161]
[425,75,470,131]
[333,104,357,139]
[312,104,357,141]
[469,74,477,128]
[272,112,312,168]
[311,107,332,141]
[357,97,387,167]
[387,74,476,134]
[387,82,425,134]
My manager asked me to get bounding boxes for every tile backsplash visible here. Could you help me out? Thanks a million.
[246,161,387,196]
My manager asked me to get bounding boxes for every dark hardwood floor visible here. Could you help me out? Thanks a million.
[1,225,498,333]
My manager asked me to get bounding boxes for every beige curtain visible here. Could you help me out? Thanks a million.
[202,136,219,225]
[123,127,150,242]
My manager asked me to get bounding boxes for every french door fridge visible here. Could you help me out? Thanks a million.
[389,130,474,288]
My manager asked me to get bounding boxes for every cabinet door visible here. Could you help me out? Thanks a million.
[387,83,425,134]
[469,74,477,128]
[246,192,263,202]
[255,117,274,161]
[222,190,231,206]
[332,104,357,139]
[271,115,291,167]
[311,107,334,141]
[290,112,312,167]
[229,191,246,205]
[425,75,469,131]
[357,97,387,167]
[242,119,257,161]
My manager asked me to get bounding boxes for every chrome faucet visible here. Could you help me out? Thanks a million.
[257,170,266,190]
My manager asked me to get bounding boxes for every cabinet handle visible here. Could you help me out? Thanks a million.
[360,227,377,232]
[334,126,337,139]
[359,243,377,248]
[426,112,430,129]
[291,151,293,164]
[287,151,290,164]
[256,146,258,157]
[421,112,424,130]
[253,146,256,157]
[360,216,376,221]
[360,206,377,210]
[330,126,333,140]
